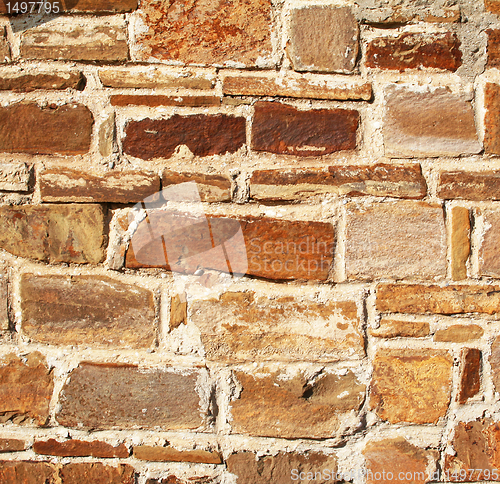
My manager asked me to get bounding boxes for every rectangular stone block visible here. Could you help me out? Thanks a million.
[485,83,500,155]
[162,171,231,202]
[491,337,500,394]
[133,446,221,464]
[110,95,220,107]
[60,463,135,483]
[345,202,446,280]
[434,324,484,342]
[439,171,500,200]
[488,30,500,68]
[0,462,56,483]
[479,210,500,278]
[189,292,364,362]
[0,439,25,453]
[34,439,128,458]
[368,318,430,338]
[0,69,84,92]
[0,162,30,192]
[458,348,481,404]
[451,207,470,281]
[20,274,155,349]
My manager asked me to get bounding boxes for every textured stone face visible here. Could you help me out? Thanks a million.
[59,463,135,484]
[487,0,500,15]
[490,336,500,393]
[0,270,7,331]
[287,6,358,73]
[0,28,9,63]
[439,171,500,200]
[135,0,274,67]
[34,439,129,458]
[485,83,500,155]
[369,318,430,338]
[0,461,56,484]
[458,348,481,404]
[162,171,231,202]
[0,439,25,453]
[488,30,500,68]
[370,349,452,424]
[451,207,470,281]
[0,70,84,92]
[111,95,220,107]
[479,210,500,278]
[133,446,222,464]
[0,162,30,192]
[434,324,483,342]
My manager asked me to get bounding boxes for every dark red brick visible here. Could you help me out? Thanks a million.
[438,171,500,200]
[0,71,84,92]
[59,463,135,484]
[458,348,481,404]
[0,461,56,483]
[485,83,500,155]
[34,439,129,458]
[488,30,500,68]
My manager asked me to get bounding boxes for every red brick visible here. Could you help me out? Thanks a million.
[485,83,500,155]
[479,210,500,278]
[0,70,84,92]
[251,102,358,156]
[0,0,138,13]
[458,348,481,404]
[34,439,128,458]
[110,95,220,107]
[57,363,207,430]
[0,461,56,484]
[439,171,500,200]
[59,463,135,483]
[487,30,500,68]
[133,446,221,463]
[123,114,245,160]
[162,171,231,202]
[0,439,25,452]
[366,33,461,71]
[0,102,92,155]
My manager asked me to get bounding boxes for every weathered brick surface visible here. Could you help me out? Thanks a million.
[288,6,358,73]
[250,164,426,201]
[0,461,56,483]
[0,353,54,426]
[0,162,31,192]
[0,70,84,92]
[57,363,206,430]
[366,33,461,71]
[479,210,500,278]
[133,446,221,463]
[458,348,481,404]
[230,369,365,439]
[377,284,500,315]
[0,0,138,13]
[0,103,93,155]
[189,292,364,362]
[59,463,135,483]
[34,439,128,458]
[135,0,273,66]
[162,171,231,202]
[434,324,484,342]
[123,114,246,160]
[383,86,481,157]
[0,28,9,63]
[451,207,471,280]
[0,204,105,264]
[490,336,500,393]
[40,168,160,203]
[251,102,359,156]
[0,439,25,453]
[345,202,446,280]
[485,83,500,155]
[111,95,220,107]
[369,318,430,338]
[439,171,500,200]
[487,30,500,68]
[370,349,452,424]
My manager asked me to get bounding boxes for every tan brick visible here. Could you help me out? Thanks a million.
[57,363,206,430]
[34,439,128,458]
[479,210,500,278]
[59,463,135,483]
[451,207,470,281]
[369,318,430,338]
[0,0,138,13]
[20,274,155,349]
[111,95,220,107]
[288,6,358,73]
[0,439,25,453]
[439,171,500,200]
[170,294,187,330]
[133,446,221,464]
[458,348,481,404]
[370,349,452,424]
[0,69,84,92]
[0,28,10,63]
[0,461,56,484]
[162,171,231,203]
[489,336,500,393]
[230,368,365,439]
[345,202,446,280]
[99,113,115,158]
[0,162,31,192]
[488,30,500,68]
[384,86,481,157]
[434,324,484,343]
[190,292,363,362]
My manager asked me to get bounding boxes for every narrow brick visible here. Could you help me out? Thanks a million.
[60,463,135,484]
[0,162,31,192]
[439,171,500,200]
[384,86,481,157]
[34,439,128,458]
[0,70,84,92]
[371,349,452,424]
[20,17,128,62]
[189,292,364,362]
[133,446,221,464]
[0,461,56,483]
[40,168,160,203]
[250,164,426,201]
[57,363,206,430]
[99,112,115,158]
[366,33,461,71]
[434,324,484,342]
[111,95,220,107]
[288,6,358,73]
[479,210,500,278]
[0,0,138,13]
[485,83,500,155]
[369,318,430,338]
[345,202,446,280]
[162,171,231,202]
[487,30,500,68]
[0,269,8,331]
[0,28,9,63]
[0,439,25,453]
[490,336,500,393]
[21,274,155,349]
[0,353,54,426]
[458,348,481,404]
[451,207,470,280]
[377,284,500,315]
[252,102,358,156]
[230,369,365,439]
[359,2,460,24]
[0,204,106,264]
[123,114,245,160]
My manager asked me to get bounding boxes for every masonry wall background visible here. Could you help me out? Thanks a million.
[0,0,499,483]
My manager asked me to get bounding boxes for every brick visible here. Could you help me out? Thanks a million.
[458,348,481,404]
[0,204,105,264]
[370,349,452,424]
[223,75,372,101]
[490,336,500,393]
[452,207,470,281]
[57,363,206,430]
[0,70,84,92]
[384,86,481,157]
[230,369,365,439]
[20,274,155,349]
[0,439,25,452]
[479,210,500,278]
[0,269,8,331]
[99,112,115,158]
[0,353,54,426]
[0,461,56,484]
[251,102,358,156]
[60,463,135,484]
[111,95,220,107]
[434,324,484,342]
[364,438,437,484]
[189,292,363,362]
[126,211,334,281]
[366,33,461,71]
[0,28,9,63]
[162,171,232,203]
[135,0,273,67]
[485,83,500,155]
[288,6,358,73]
[377,284,500,315]
[345,202,446,281]
[0,0,138,13]
[40,168,160,203]
[20,17,128,62]
[0,162,31,191]
[369,318,430,338]
[250,164,426,201]
[133,446,221,464]
[486,0,500,15]
[226,451,337,484]
[34,439,128,458]
[488,30,500,68]
[123,115,245,160]
[439,171,500,200]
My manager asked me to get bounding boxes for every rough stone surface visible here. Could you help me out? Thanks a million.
[162,171,231,202]
[57,363,205,430]
[111,95,220,107]
[252,102,359,156]
[133,446,221,464]
[383,86,481,157]
[146,477,217,484]
[0,204,106,264]
[0,461,56,483]
[451,206,470,281]
[366,33,461,71]
[123,114,246,160]
[0,353,54,426]
[479,210,500,278]
[370,349,453,424]
[486,0,500,15]
[40,168,160,203]
[288,6,358,73]
[0,0,138,13]
[230,369,365,439]
[250,164,426,201]
[59,463,135,483]
[20,274,155,349]
[439,171,500,201]
[34,439,128,458]
[490,336,500,393]
[487,30,500,68]
[485,83,500,155]
[0,439,25,453]
[0,28,9,63]
[345,202,446,280]
[0,70,84,92]
[458,348,481,404]
[135,0,274,67]
[377,284,500,315]
[369,318,430,338]
[0,269,8,331]
[434,324,484,342]
[189,292,364,362]
[0,103,93,155]
[170,295,187,330]
[99,113,115,158]
[0,162,31,191]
